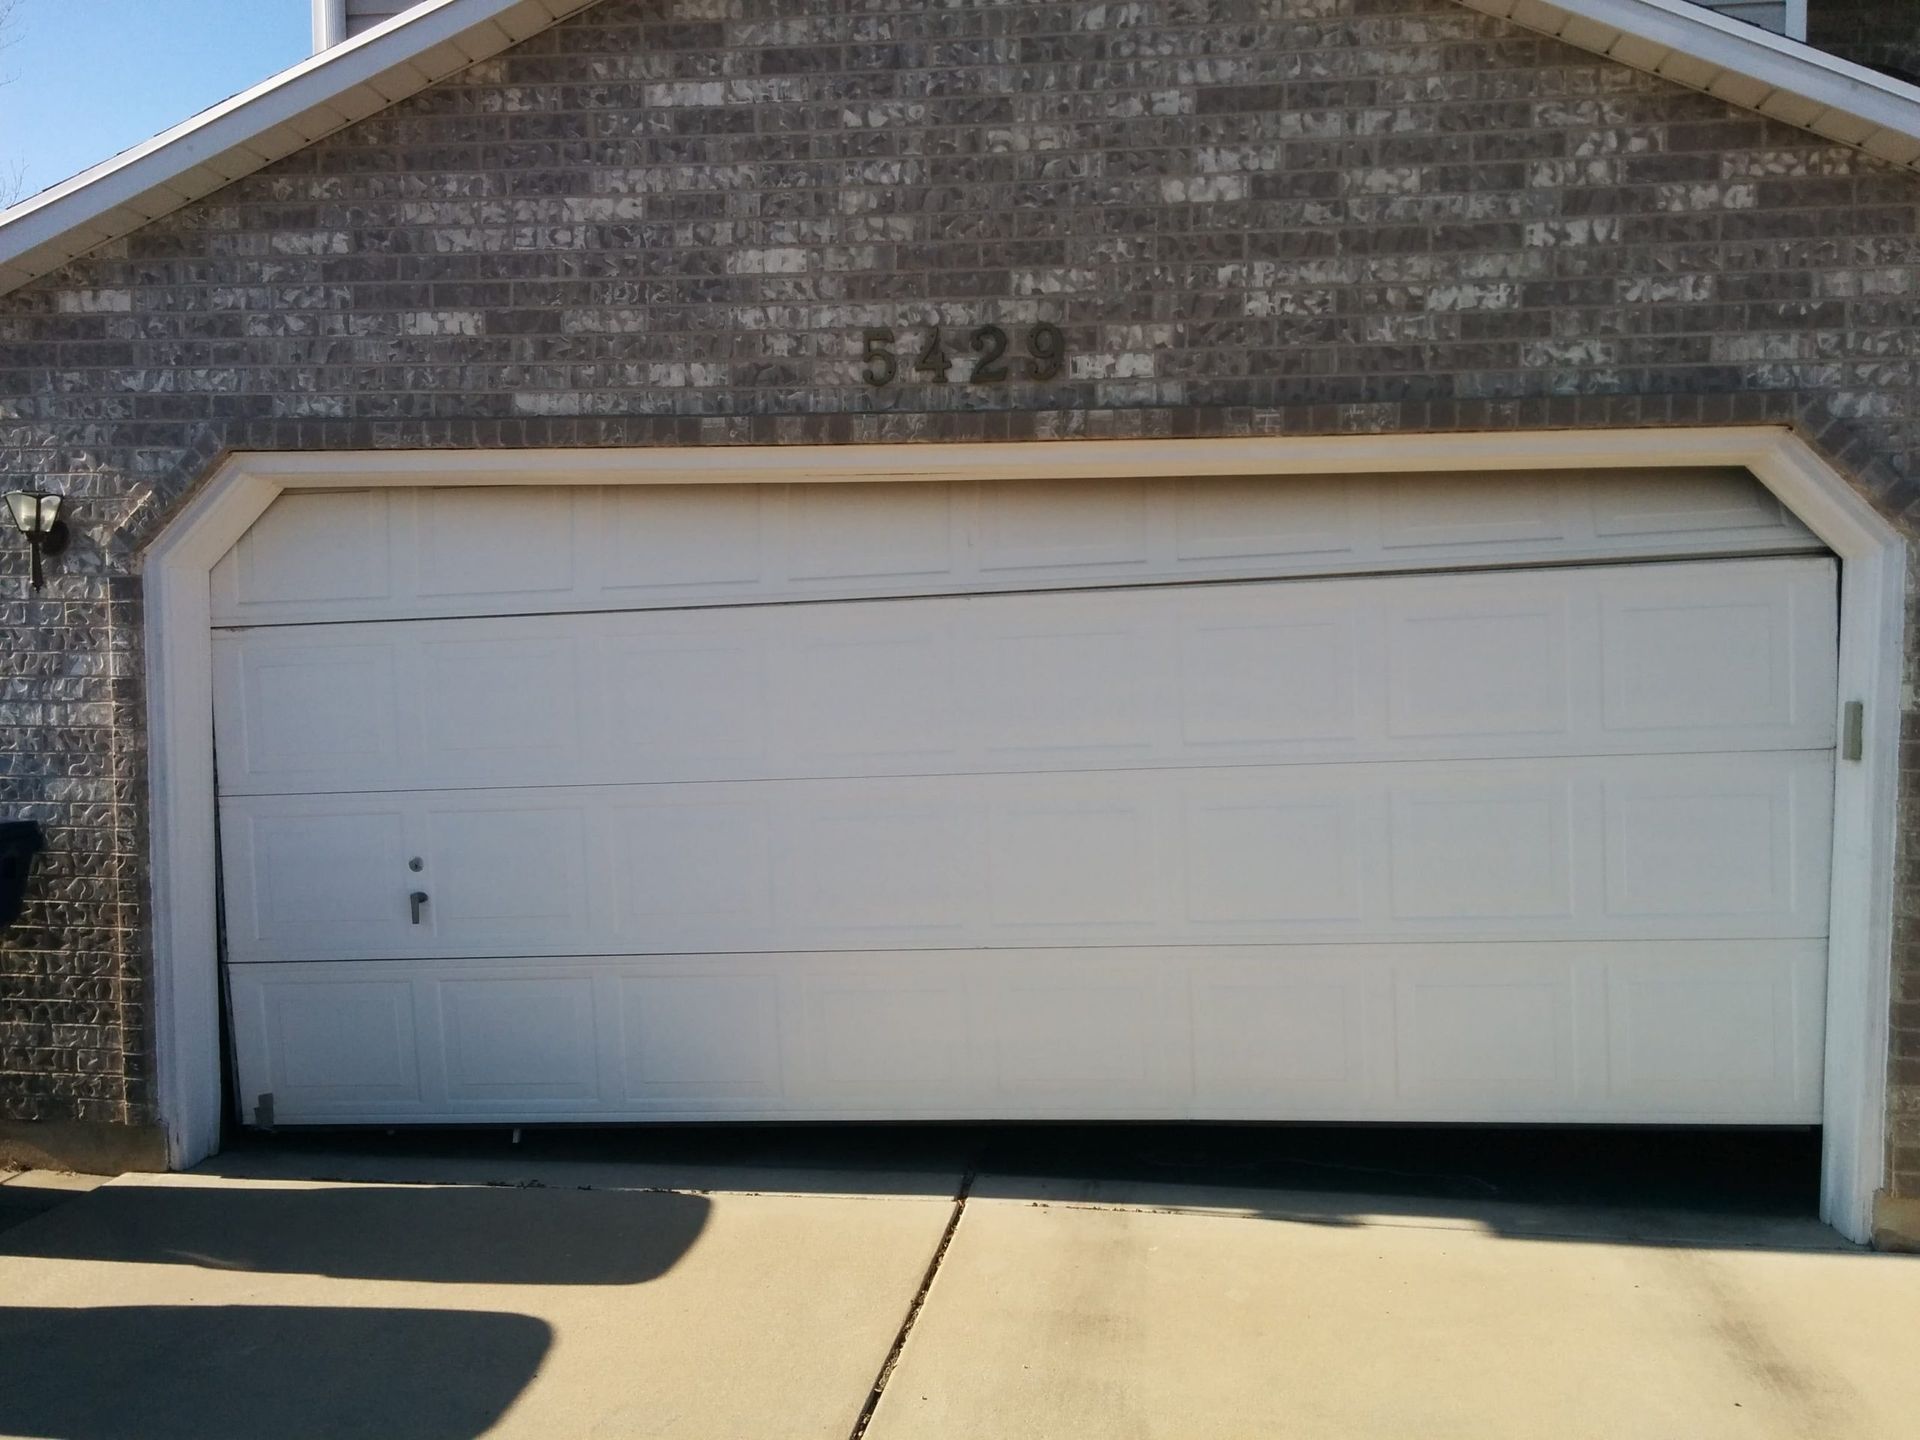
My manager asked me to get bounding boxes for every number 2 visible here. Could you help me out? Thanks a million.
[970,325,1009,383]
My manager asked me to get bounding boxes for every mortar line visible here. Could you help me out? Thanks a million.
[847,1164,977,1440]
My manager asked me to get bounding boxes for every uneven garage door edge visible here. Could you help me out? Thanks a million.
[140,427,1905,1243]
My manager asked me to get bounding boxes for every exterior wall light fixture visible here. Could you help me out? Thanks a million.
[5,491,69,591]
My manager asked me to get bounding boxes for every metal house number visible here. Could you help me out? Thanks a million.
[862,324,1066,387]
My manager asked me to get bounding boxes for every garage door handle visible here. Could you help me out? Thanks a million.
[409,890,428,925]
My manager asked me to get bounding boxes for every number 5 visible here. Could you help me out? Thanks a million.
[862,328,896,387]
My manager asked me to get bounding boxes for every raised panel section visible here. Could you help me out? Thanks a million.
[611,801,772,929]
[1178,618,1356,748]
[975,621,1152,758]
[1389,603,1569,739]
[620,974,783,1099]
[977,478,1149,572]
[212,489,393,618]
[1604,947,1823,1115]
[233,975,422,1112]
[210,471,1820,627]
[439,978,599,1103]
[1395,961,1575,1108]
[218,643,400,782]
[1172,474,1354,561]
[416,488,576,598]
[601,485,765,593]
[787,482,952,582]
[1182,792,1363,924]
[1389,786,1571,922]
[225,803,415,951]
[783,798,973,936]
[1590,466,1796,538]
[1380,473,1566,550]
[1190,963,1367,1106]
[1603,764,1812,921]
[419,638,583,759]
[994,973,1159,1090]
[989,786,1158,930]
[800,975,974,1096]
[425,804,592,943]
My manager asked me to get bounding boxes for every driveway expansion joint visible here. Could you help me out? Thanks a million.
[848,1166,976,1440]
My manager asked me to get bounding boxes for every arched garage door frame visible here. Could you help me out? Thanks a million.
[141,427,1905,1242]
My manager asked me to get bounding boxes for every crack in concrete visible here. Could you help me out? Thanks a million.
[848,1166,976,1440]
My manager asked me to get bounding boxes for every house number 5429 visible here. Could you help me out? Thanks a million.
[862,324,1065,386]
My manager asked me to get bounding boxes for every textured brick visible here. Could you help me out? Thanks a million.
[1812,0,1920,87]
[0,0,1917,1182]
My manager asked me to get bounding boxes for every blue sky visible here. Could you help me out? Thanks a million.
[1,1,309,203]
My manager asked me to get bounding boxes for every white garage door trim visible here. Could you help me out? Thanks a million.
[143,428,1904,1243]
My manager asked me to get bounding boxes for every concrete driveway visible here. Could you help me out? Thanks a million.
[1,1129,1916,1439]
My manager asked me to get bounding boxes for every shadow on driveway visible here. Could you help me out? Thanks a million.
[0,1304,549,1440]
[0,1180,711,1285]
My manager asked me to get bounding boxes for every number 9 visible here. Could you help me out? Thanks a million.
[1025,323,1063,382]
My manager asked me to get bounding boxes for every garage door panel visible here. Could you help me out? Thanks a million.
[226,940,1826,1125]
[219,751,1831,965]
[212,558,1838,797]
[213,479,1836,1133]
[212,472,1820,627]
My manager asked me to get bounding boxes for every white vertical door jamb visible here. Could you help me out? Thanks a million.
[144,468,284,1167]
[1750,437,1907,1244]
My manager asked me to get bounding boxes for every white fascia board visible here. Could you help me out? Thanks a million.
[0,0,595,298]
[1457,0,1920,160]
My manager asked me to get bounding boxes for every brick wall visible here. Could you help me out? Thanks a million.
[1811,0,1920,84]
[1,0,1918,1192]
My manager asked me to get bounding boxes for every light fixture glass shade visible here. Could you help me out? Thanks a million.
[4,491,62,536]
[4,491,36,536]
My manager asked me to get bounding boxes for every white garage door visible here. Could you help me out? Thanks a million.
[212,470,1836,1127]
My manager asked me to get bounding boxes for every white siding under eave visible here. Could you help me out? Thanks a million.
[1693,1,1799,40]
[347,0,422,38]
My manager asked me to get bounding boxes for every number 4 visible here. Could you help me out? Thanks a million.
[915,331,952,383]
